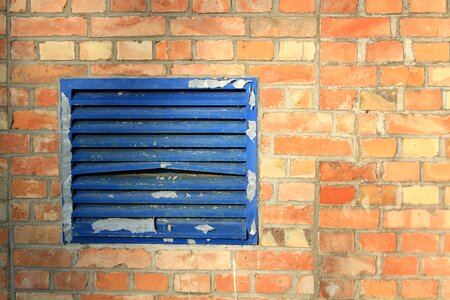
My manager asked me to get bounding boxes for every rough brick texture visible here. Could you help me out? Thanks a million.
[2,1,450,299]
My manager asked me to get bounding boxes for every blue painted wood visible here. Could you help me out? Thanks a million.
[73,190,248,204]
[73,162,247,175]
[71,237,247,245]
[72,149,246,162]
[72,204,247,218]
[72,134,246,148]
[72,174,247,190]
[71,120,246,134]
[72,107,246,120]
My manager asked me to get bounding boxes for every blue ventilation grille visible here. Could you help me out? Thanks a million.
[60,78,258,245]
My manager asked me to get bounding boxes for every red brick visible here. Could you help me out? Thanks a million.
[405,90,442,110]
[410,0,447,12]
[366,41,403,62]
[321,0,357,13]
[55,272,88,290]
[236,250,313,271]
[413,43,449,62]
[33,134,59,153]
[72,0,106,12]
[401,18,450,37]
[12,17,87,36]
[174,273,210,293]
[261,205,313,225]
[196,40,233,60]
[236,0,272,12]
[156,250,230,270]
[275,136,352,156]
[91,16,165,37]
[279,0,314,12]
[366,0,402,13]
[320,209,379,229]
[321,42,357,63]
[0,134,29,153]
[359,185,396,205]
[278,183,314,202]
[91,64,165,76]
[12,156,58,176]
[262,112,332,133]
[360,233,396,252]
[152,0,188,12]
[401,280,438,299]
[361,280,397,299]
[134,273,168,291]
[95,272,128,291]
[10,88,29,106]
[171,64,244,76]
[34,202,59,221]
[11,64,86,84]
[0,38,5,59]
[77,248,151,268]
[423,257,450,276]
[260,88,283,108]
[0,87,5,106]
[34,88,58,107]
[320,89,356,110]
[12,110,57,130]
[12,179,47,199]
[12,202,29,221]
[249,64,314,84]
[0,228,7,246]
[15,270,49,289]
[155,40,192,60]
[193,0,230,13]
[81,295,153,300]
[31,0,66,12]
[381,66,425,86]
[215,273,250,293]
[383,162,420,181]
[171,17,244,36]
[320,233,354,253]
[237,40,274,61]
[16,293,72,300]
[260,182,273,201]
[320,280,354,299]
[250,17,316,37]
[424,162,450,181]
[111,0,145,11]
[386,114,450,134]
[321,66,377,86]
[320,185,355,204]
[255,274,291,294]
[382,256,418,275]
[14,226,60,244]
[320,162,376,181]
[323,256,376,276]
[402,233,439,253]
[0,269,6,289]
[321,17,390,37]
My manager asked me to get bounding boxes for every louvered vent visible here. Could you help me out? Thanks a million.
[60,78,258,245]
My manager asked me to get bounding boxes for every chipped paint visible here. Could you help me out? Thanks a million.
[188,78,251,89]
[195,224,215,234]
[61,92,73,243]
[187,239,196,245]
[163,238,174,243]
[167,224,173,232]
[246,170,257,201]
[249,90,256,109]
[160,162,171,168]
[249,219,257,236]
[151,191,177,199]
[92,218,155,233]
[231,79,251,89]
[246,121,256,141]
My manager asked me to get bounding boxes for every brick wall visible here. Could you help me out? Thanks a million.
[1,0,450,299]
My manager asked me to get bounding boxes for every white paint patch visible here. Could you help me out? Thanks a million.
[163,238,174,243]
[195,224,215,234]
[326,283,340,297]
[188,79,232,89]
[160,162,171,168]
[167,224,173,232]
[246,170,257,201]
[246,121,256,141]
[231,79,251,89]
[61,92,73,243]
[92,218,156,233]
[187,239,196,245]
[151,191,177,199]
[249,219,257,236]
[249,90,256,109]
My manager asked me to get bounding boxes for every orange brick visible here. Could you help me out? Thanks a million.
[275,136,352,156]
[79,41,112,61]
[381,66,424,86]
[255,274,292,294]
[320,162,376,181]
[152,0,188,12]
[289,89,313,108]
[410,0,447,13]
[72,0,106,12]
[174,273,210,293]
[260,88,283,108]
[336,113,355,133]
[134,273,168,291]
[215,273,250,293]
[92,64,165,76]
[12,110,57,130]
[259,182,273,201]
[445,280,450,298]
[359,185,396,205]
[155,40,192,60]
[236,0,271,12]
[250,17,316,37]
[193,0,230,13]
[34,88,57,107]
[401,18,450,37]
[10,0,26,12]
[291,159,315,178]
[383,209,432,229]
[321,0,357,13]
[361,280,397,299]
[33,134,58,153]
[15,270,49,289]
[383,162,420,181]
[117,40,152,60]
[366,0,402,13]
[95,272,128,291]
[401,280,438,299]
[31,0,66,12]
[250,64,314,84]
[34,202,61,221]
[262,112,332,133]
[319,232,354,253]
[405,90,442,110]
[361,138,397,158]
[91,16,165,37]
[321,66,377,86]
[320,89,356,110]
[11,64,86,84]
[237,40,273,60]
[55,272,88,290]
[196,40,233,60]
[156,250,230,270]
[0,134,29,153]
[386,114,450,134]
[320,209,379,228]
[111,0,145,11]
[12,202,28,221]
[360,233,396,252]
[14,226,60,244]
[320,42,357,63]
[76,248,151,268]
[424,162,450,181]
[171,64,244,76]
[322,256,376,276]
[10,87,28,106]
[402,233,439,253]
[366,41,403,62]
[12,17,87,36]
[429,67,450,86]
[279,0,315,12]
[11,41,36,60]
[320,280,354,298]
[236,250,313,271]
[12,156,58,176]
[358,113,378,134]
[383,256,418,275]
[17,293,72,300]
[171,17,244,36]
[279,183,314,202]
[320,185,355,204]
[322,17,390,37]
[261,205,313,225]
[413,43,449,62]
[12,179,47,199]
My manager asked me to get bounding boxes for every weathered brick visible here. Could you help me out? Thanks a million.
[237,40,273,60]
[261,228,310,248]
[249,64,314,84]
[72,0,106,12]
[196,40,233,60]
[14,249,71,267]
[11,41,36,60]
[80,41,112,60]
[134,273,168,291]
[413,43,449,62]
[320,89,356,110]
[401,280,438,299]
[260,158,286,178]
[402,233,439,253]
[410,0,447,13]
[383,209,432,228]
[405,90,442,110]
[383,256,418,275]
[321,42,357,63]
[11,64,86,84]
[383,162,420,181]
[215,273,250,293]
[152,0,188,12]
[171,64,244,76]
[361,280,397,299]
[320,232,354,253]
[155,40,192,60]
[386,114,450,134]
[117,40,152,60]
[193,0,230,13]
[10,88,28,106]
[322,17,390,37]
[12,202,29,221]
[14,226,60,244]
[403,186,439,205]
[279,0,315,12]
[321,66,377,86]
[156,251,230,270]
[95,272,128,291]
[34,202,61,221]
[320,280,354,299]
[92,64,165,76]
[366,41,403,62]
[111,0,145,11]
[289,89,313,108]
[359,185,396,205]
[381,66,424,86]
[320,162,377,182]
[31,0,66,12]
[366,0,402,13]
[91,16,165,37]
[236,250,313,270]
[429,67,450,86]
[291,159,315,178]
[12,17,87,36]
[15,270,49,289]
[55,272,88,290]
[12,179,47,199]
[361,138,397,158]
[423,162,450,181]
[16,293,72,300]
[320,209,379,228]
[255,274,292,294]
[236,0,272,12]
[0,134,29,153]
[275,136,352,156]
[401,18,450,37]
[34,88,58,107]
[250,17,316,37]
[260,88,283,108]
[322,256,376,276]
[12,156,58,176]
[10,0,26,12]
[321,0,357,13]
[174,273,210,293]
[423,257,450,276]
[262,112,332,133]
[279,40,315,61]
[32,134,59,153]
[171,17,244,36]
[76,248,151,268]
[261,205,313,225]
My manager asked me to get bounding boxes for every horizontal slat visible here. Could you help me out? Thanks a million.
[72,107,246,120]
[72,162,247,176]
[71,120,246,134]
[72,204,247,218]
[72,149,246,162]
[72,91,247,106]
[73,191,247,204]
[72,134,246,148]
[72,175,247,190]
[72,218,247,239]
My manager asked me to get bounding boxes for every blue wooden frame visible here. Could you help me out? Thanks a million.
[60,78,258,245]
